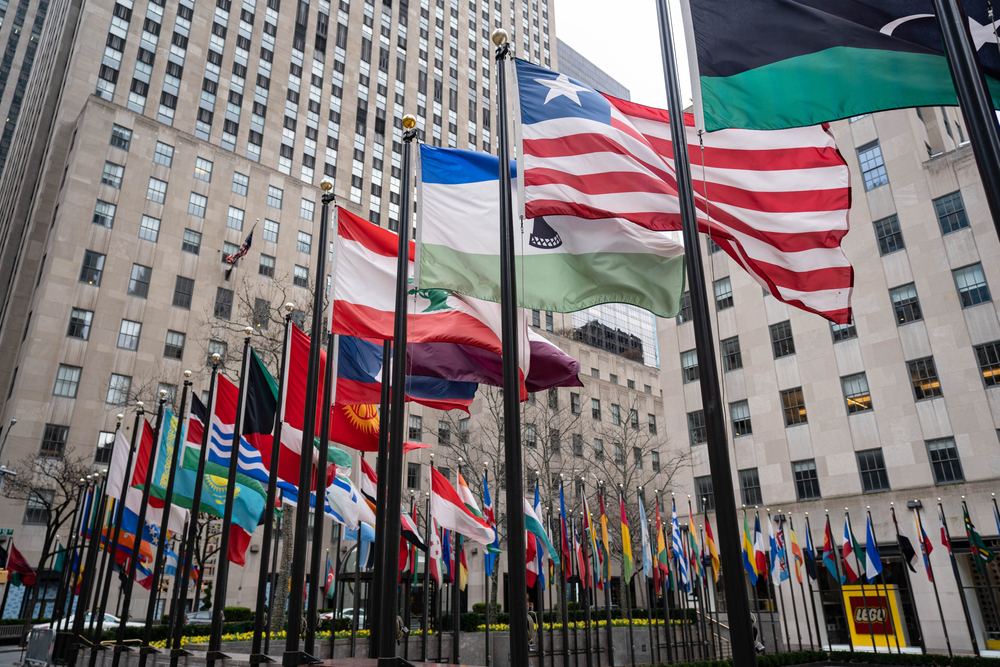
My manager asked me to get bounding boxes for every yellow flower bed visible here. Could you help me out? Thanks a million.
[477,618,684,633]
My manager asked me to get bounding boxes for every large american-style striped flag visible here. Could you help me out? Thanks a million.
[514,59,853,324]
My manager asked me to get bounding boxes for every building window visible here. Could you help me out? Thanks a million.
[842,372,873,413]
[730,400,752,436]
[873,215,904,255]
[171,276,194,310]
[67,308,93,340]
[890,283,922,324]
[831,318,857,343]
[645,384,652,394]
[300,198,315,220]
[267,185,284,208]
[54,365,82,397]
[590,437,604,461]
[572,433,583,457]
[547,388,559,410]
[298,231,312,253]
[680,349,699,383]
[294,265,309,288]
[438,467,451,483]
[263,218,280,242]
[110,124,132,150]
[153,141,174,167]
[147,178,168,203]
[106,373,132,405]
[164,330,186,360]
[707,237,722,254]
[259,254,276,278]
[23,488,54,525]
[714,276,733,310]
[117,319,142,350]
[93,200,116,228]
[611,404,620,425]
[79,250,106,286]
[780,387,807,426]
[688,410,706,446]
[227,206,245,231]
[648,414,657,434]
[570,393,580,414]
[158,382,177,407]
[857,448,890,492]
[633,446,643,468]
[769,320,795,358]
[953,263,991,308]
[908,357,943,400]
[857,140,888,191]
[627,379,635,390]
[532,310,540,328]
[408,415,422,441]
[695,476,714,512]
[194,157,213,182]
[407,462,421,489]
[739,468,762,506]
[651,450,660,472]
[614,444,624,465]
[545,311,553,331]
[630,409,639,430]
[677,292,692,323]
[40,424,69,458]
[232,171,249,196]
[591,398,601,420]
[102,162,124,188]
[207,340,228,365]
[95,431,115,465]
[521,423,536,448]
[934,191,969,235]
[591,367,600,379]
[182,229,202,254]
[926,437,964,484]
[721,336,743,371]
[974,341,1000,387]
[550,428,561,454]
[215,287,234,320]
[793,459,821,500]
[438,421,451,445]
[128,264,151,298]
[137,215,160,242]
[253,298,271,330]
[188,192,207,217]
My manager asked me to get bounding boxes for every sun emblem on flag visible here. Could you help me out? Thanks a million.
[342,404,379,434]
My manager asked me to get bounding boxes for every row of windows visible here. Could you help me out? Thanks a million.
[694,437,964,510]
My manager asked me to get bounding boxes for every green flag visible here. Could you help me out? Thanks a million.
[52,541,65,573]
[965,505,996,573]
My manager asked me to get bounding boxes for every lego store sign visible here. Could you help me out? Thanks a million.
[841,585,907,648]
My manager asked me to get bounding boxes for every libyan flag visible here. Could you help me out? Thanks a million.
[682,0,1000,131]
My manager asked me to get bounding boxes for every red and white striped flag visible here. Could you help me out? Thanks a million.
[514,59,853,324]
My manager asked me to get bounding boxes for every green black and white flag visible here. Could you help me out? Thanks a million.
[681,0,1000,131]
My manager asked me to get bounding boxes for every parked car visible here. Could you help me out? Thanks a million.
[34,613,143,631]
[338,608,366,626]
[184,611,214,625]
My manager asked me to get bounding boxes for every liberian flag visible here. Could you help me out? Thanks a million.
[430,468,495,545]
[514,59,853,324]
[842,517,860,583]
[417,145,686,318]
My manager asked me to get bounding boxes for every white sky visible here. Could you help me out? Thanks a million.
[552,0,692,110]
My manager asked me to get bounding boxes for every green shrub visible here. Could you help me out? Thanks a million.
[828,650,1000,667]
[472,603,501,615]
[222,607,254,623]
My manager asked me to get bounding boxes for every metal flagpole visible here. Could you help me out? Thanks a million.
[373,116,418,663]
[165,516,188,643]
[487,467,493,667]
[547,510,556,667]
[452,530,462,664]
[845,511,878,652]
[67,476,110,667]
[55,479,90,635]
[265,508,282,654]
[776,516,802,650]
[888,504,923,654]
[490,27,530,667]
[559,482,571,667]
[747,511,771,653]
[250,310,292,664]
[108,394,167,667]
[283,176,336,667]
[207,330,255,667]
[698,527,714,659]
[306,329,338,656]
[788,515,814,650]
[93,405,143,651]
[599,484,614,666]
[912,503,951,657]
[404,494,415,662]
[579,501,593,667]
[653,0,755,663]
[824,512,853,653]
[766,512,791,652]
[930,0,1000,231]
[369,340,391,656]
[137,373,192,667]
[623,494,636,667]
[571,518,580,667]
[938,501,979,656]
[422,488,432,662]
[171,358,221,665]
[963,499,1000,634]
[866,508,901,654]
[802,515,825,651]
[349,532,362,657]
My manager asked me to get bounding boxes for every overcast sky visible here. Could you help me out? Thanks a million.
[552,0,692,110]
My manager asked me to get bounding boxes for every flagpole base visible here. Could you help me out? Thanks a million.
[377,657,417,667]
[139,646,161,656]
[207,651,232,661]
[249,653,275,665]
[282,650,321,666]
[170,649,193,659]
[112,644,132,655]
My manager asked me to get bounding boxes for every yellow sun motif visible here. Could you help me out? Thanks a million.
[342,404,379,434]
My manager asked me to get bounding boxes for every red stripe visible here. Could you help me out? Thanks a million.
[337,206,415,260]
[332,301,502,353]
[644,133,846,172]
[525,134,675,183]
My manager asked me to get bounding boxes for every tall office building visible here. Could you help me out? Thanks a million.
[660,107,1000,653]
[0,0,51,175]
[0,0,556,614]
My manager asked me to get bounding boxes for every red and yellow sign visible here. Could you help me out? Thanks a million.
[841,585,907,648]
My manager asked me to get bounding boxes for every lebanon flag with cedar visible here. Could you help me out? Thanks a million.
[430,468,494,545]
